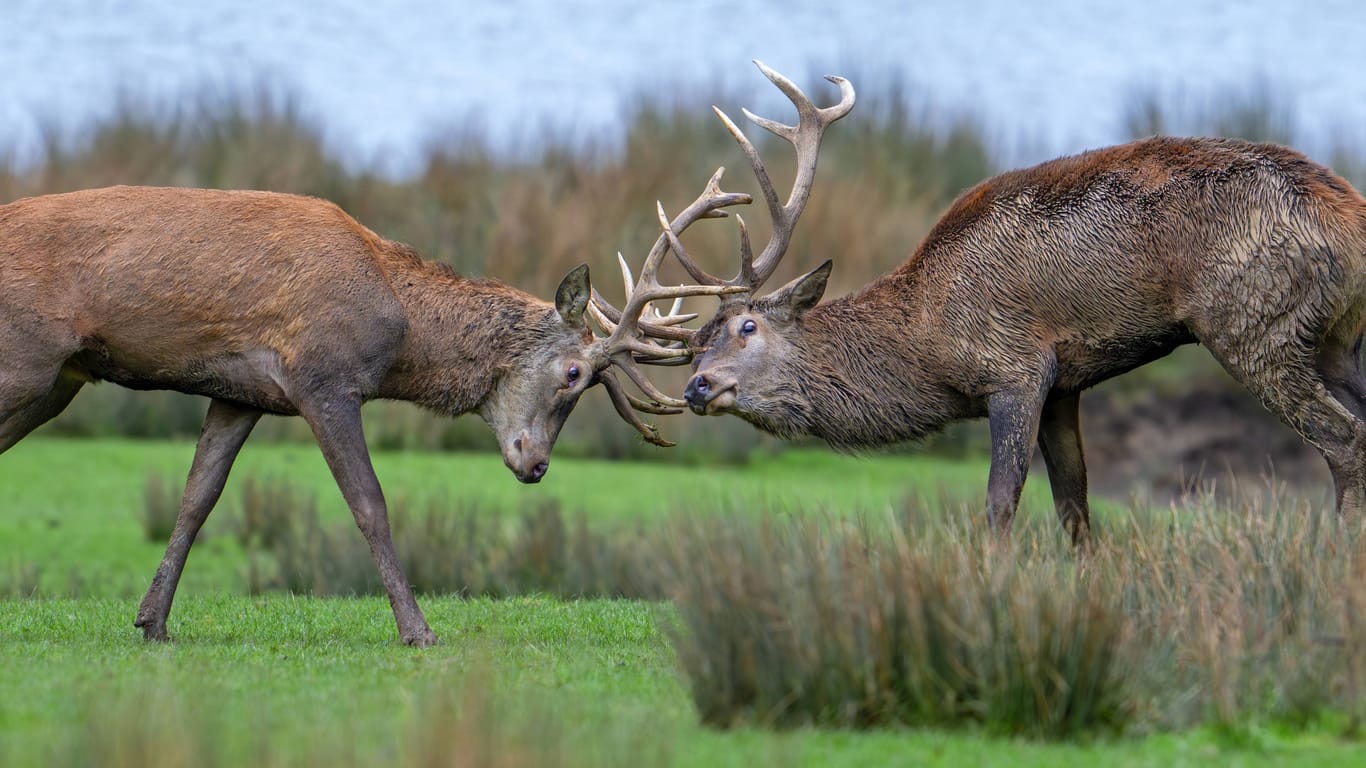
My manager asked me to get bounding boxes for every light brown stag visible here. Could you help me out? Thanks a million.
[0,171,749,644]
[682,63,1366,544]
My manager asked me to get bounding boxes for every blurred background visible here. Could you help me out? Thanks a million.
[3,0,1365,499]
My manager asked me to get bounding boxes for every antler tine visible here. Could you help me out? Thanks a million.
[650,167,743,287]
[712,60,856,291]
[598,370,678,448]
[589,166,752,427]
[609,199,749,375]
[736,214,757,287]
[589,172,750,323]
[616,252,636,306]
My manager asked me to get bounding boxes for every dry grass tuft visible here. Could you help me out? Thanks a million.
[219,470,1366,737]
[663,490,1366,736]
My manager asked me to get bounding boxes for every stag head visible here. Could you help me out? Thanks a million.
[675,62,855,421]
[484,61,852,476]
[482,167,752,480]
[477,262,608,482]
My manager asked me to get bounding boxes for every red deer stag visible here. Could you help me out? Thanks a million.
[682,63,1366,544]
[0,173,749,645]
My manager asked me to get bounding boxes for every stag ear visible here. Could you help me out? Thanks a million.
[761,259,831,321]
[555,264,591,328]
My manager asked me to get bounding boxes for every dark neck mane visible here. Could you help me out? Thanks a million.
[771,275,971,450]
[378,253,554,414]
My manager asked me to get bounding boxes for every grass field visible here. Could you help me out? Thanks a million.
[3,597,1360,767]
[0,435,1057,598]
[1,437,1361,766]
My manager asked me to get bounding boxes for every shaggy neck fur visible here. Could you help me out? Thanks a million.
[759,273,973,450]
[377,252,556,415]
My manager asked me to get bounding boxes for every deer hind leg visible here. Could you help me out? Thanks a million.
[0,333,88,453]
[1317,306,1366,420]
[1205,336,1366,517]
[135,399,260,641]
[0,375,84,453]
[1037,392,1091,546]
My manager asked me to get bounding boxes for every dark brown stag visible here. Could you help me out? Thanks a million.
[682,64,1366,544]
[0,172,749,644]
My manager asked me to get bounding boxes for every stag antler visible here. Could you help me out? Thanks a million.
[590,167,752,446]
[670,60,856,292]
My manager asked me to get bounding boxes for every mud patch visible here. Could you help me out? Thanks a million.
[1080,384,1330,505]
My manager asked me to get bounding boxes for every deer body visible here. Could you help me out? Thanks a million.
[2,183,735,644]
[688,136,1366,541]
[1,186,581,462]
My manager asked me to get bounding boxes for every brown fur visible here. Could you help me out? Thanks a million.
[0,185,608,644]
[687,137,1366,543]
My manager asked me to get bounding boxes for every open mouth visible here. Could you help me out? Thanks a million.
[707,388,737,414]
[688,387,737,416]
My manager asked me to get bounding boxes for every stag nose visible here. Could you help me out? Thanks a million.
[506,432,549,484]
[685,374,710,406]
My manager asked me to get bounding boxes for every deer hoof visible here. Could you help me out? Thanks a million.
[137,622,171,642]
[403,628,440,648]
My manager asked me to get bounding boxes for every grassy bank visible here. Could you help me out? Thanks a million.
[1,436,1048,598]
[3,596,1361,767]
[3,437,1364,764]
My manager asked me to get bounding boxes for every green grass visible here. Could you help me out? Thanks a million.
[2,596,1359,767]
[1,437,1355,765]
[0,435,1059,597]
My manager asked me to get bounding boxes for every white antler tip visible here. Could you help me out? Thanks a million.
[616,251,635,299]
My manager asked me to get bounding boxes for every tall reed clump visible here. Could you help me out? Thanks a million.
[141,473,182,542]
[658,511,1128,737]
[146,471,1366,736]
[231,473,663,599]
[1103,489,1366,732]
[661,491,1366,737]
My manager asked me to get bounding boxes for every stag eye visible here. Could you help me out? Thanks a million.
[740,319,757,337]
[566,365,581,384]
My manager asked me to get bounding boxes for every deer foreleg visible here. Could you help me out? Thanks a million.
[985,368,1054,538]
[136,399,261,640]
[300,394,437,647]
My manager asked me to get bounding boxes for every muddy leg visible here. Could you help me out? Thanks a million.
[1037,392,1091,546]
[1214,348,1365,517]
[1319,337,1366,422]
[135,399,261,641]
[300,394,436,646]
[986,371,1053,538]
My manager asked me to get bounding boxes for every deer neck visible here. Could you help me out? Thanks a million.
[781,277,969,449]
[378,260,551,415]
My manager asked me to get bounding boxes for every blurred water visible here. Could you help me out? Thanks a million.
[2,0,1365,174]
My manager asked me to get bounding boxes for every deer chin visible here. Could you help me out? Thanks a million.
[708,388,738,414]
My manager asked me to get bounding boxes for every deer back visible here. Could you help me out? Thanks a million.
[0,186,409,400]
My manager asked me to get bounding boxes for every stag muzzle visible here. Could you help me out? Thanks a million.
[503,432,550,484]
[684,373,738,415]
